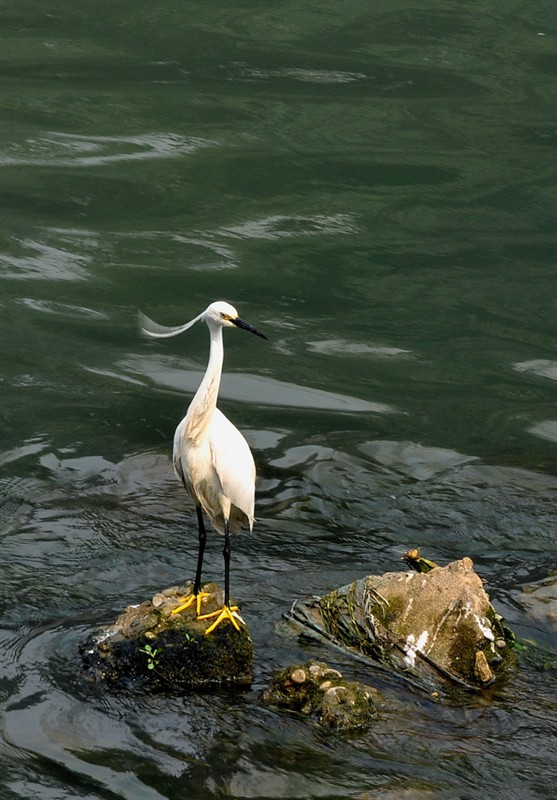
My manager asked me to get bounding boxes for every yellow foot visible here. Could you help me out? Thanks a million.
[171,591,210,616]
[197,604,245,635]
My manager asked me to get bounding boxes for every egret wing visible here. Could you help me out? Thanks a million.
[209,409,256,530]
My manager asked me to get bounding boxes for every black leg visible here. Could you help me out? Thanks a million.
[193,505,206,595]
[223,520,231,607]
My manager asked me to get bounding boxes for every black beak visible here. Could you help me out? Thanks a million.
[232,317,268,340]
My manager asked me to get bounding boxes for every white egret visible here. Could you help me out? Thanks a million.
[139,301,267,634]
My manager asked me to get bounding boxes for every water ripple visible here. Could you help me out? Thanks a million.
[121,354,395,414]
[227,62,369,84]
[514,359,557,381]
[0,436,50,468]
[1,239,90,281]
[1,131,215,168]
[307,338,413,358]
[528,420,557,443]
[219,213,357,241]
[359,440,479,480]
[16,298,109,320]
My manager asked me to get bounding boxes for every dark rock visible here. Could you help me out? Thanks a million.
[80,582,253,691]
[261,660,382,730]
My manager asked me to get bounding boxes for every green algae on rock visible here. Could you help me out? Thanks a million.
[80,582,253,691]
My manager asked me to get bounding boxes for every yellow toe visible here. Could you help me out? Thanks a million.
[171,594,195,615]
[198,605,245,635]
[195,591,211,615]
[171,591,210,616]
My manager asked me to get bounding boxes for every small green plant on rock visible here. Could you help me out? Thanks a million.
[139,643,163,670]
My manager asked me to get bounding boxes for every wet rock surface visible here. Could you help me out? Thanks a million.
[287,557,516,692]
[261,660,382,730]
[80,582,253,690]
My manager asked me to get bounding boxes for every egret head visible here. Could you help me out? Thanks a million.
[203,301,240,327]
[204,301,267,339]
[139,301,267,340]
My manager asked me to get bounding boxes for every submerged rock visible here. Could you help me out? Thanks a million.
[80,582,253,691]
[287,557,516,692]
[518,570,557,633]
[261,660,382,730]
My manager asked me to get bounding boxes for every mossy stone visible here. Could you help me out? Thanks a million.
[80,582,253,691]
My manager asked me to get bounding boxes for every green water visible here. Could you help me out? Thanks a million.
[1,2,556,798]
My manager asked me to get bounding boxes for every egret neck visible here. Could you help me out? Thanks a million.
[184,322,224,444]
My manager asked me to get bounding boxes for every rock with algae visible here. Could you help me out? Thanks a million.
[80,582,253,691]
[261,660,382,730]
[287,557,516,692]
